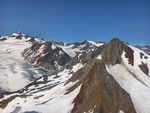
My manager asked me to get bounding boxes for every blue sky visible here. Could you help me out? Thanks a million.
[0,0,150,45]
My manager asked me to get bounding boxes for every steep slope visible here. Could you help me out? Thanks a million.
[99,38,150,113]
[22,41,71,72]
[66,38,150,113]
[66,39,136,113]
[106,42,150,113]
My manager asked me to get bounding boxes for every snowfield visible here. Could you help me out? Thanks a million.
[0,62,85,113]
[0,37,43,91]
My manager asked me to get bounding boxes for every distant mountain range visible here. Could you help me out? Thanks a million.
[135,45,150,55]
[0,32,150,113]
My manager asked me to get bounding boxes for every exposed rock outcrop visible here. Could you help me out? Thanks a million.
[139,62,149,76]
[67,59,136,113]
[101,38,124,65]
[124,45,134,66]
[22,42,71,72]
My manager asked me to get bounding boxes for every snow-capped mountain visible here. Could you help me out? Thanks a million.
[0,32,65,92]
[0,32,150,113]
[0,32,38,92]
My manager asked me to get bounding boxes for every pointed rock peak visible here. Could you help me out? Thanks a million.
[101,38,125,65]
[110,37,122,43]
[109,38,126,48]
[68,59,136,113]
[100,37,135,66]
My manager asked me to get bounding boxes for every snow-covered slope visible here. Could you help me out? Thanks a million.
[0,33,47,92]
[0,62,85,113]
[106,45,150,113]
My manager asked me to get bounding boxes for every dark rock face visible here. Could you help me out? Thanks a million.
[139,62,149,76]
[100,38,134,66]
[101,38,124,65]
[22,42,71,72]
[15,36,22,39]
[138,52,149,76]
[140,52,144,59]
[124,45,134,66]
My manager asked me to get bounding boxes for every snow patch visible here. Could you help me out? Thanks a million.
[118,110,124,113]
[51,44,56,49]
[54,61,62,70]
[84,106,96,113]
[97,55,102,60]
[57,44,77,58]
[87,40,103,47]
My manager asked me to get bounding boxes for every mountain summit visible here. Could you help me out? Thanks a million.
[0,33,150,113]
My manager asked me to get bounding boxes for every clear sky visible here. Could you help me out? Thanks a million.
[0,0,150,45]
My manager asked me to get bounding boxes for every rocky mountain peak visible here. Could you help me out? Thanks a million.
[62,38,138,112]
[100,38,135,66]
[100,38,124,65]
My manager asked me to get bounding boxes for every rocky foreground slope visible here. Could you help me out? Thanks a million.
[0,32,150,113]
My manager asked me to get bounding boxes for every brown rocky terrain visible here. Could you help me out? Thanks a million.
[65,38,136,113]
[22,42,71,72]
